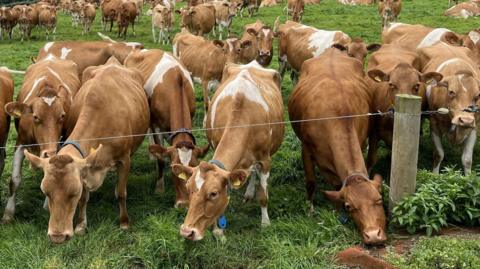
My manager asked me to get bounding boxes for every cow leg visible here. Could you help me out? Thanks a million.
[278,56,288,80]
[152,25,156,43]
[201,80,210,113]
[462,129,476,175]
[132,21,135,36]
[2,146,24,223]
[244,169,257,202]
[116,157,131,230]
[153,129,166,194]
[256,163,271,227]
[213,220,226,242]
[366,133,379,174]
[74,189,90,235]
[431,130,444,174]
[302,145,316,214]
[290,70,299,85]
[52,26,56,40]
[110,19,114,32]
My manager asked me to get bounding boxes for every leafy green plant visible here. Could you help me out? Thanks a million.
[391,169,480,235]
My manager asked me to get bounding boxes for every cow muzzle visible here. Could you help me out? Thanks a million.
[48,232,72,244]
[362,228,386,245]
[452,114,476,128]
[180,225,202,241]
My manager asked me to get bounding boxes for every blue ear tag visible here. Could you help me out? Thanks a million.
[217,215,227,229]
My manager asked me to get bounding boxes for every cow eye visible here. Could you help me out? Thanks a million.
[448,90,456,98]
[208,191,218,200]
[389,83,396,89]
[344,202,353,211]
[375,199,383,206]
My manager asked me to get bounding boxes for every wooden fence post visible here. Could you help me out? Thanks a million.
[389,94,422,212]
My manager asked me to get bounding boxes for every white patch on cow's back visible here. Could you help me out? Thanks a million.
[178,147,193,166]
[460,9,473,19]
[194,171,205,190]
[417,28,451,49]
[42,53,57,62]
[210,69,269,127]
[386,22,405,32]
[46,67,72,96]
[144,53,193,97]
[124,42,142,48]
[44,42,54,52]
[24,76,47,102]
[42,96,56,106]
[469,31,480,44]
[238,60,277,73]
[60,47,72,59]
[307,30,339,57]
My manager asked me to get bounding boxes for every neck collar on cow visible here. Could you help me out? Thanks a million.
[168,128,196,145]
[208,159,226,170]
[342,172,369,188]
[58,140,86,158]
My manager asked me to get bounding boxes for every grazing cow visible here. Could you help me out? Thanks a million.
[288,48,387,245]
[365,44,442,172]
[260,0,278,7]
[125,49,209,206]
[211,1,235,39]
[418,42,480,174]
[37,39,144,78]
[79,2,96,34]
[241,20,275,66]
[172,61,285,241]
[173,30,252,112]
[378,0,401,29]
[176,4,216,36]
[382,23,463,51]
[101,0,121,31]
[338,0,373,5]
[0,7,19,40]
[23,57,149,244]
[38,4,57,40]
[16,4,39,41]
[150,4,174,44]
[1,55,81,224]
[117,0,137,38]
[445,0,480,18]
[0,69,14,179]
[286,0,304,22]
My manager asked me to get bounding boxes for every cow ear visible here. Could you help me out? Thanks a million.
[222,2,229,6]
[194,143,210,158]
[85,144,103,167]
[24,149,46,169]
[213,40,224,48]
[228,169,248,189]
[323,190,343,203]
[367,43,381,52]
[332,43,347,51]
[444,32,462,46]
[5,102,32,118]
[246,28,257,37]
[175,9,181,14]
[372,174,383,193]
[171,164,194,181]
[57,85,69,99]
[368,69,389,83]
[420,72,443,85]
[149,144,171,159]
[241,40,252,49]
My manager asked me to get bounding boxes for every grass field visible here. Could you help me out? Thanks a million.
[1,0,480,268]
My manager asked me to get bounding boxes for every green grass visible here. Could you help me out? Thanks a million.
[0,0,480,268]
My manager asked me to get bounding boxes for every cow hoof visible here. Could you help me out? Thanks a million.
[75,226,86,235]
[120,223,130,230]
[213,230,227,244]
[261,220,271,228]
[1,215,13,224]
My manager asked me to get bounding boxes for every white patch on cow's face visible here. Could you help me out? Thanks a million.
[24,76,47,102]
[60,47,72,60]
[417,28,452,49]
[469,31,480,44]
[307,29,339,57]
[262,28,271,37]
[144,53,193,97]
[194,171,205,190]
[210,69,269,127]
[42,96,56,106]
[178,147,193,166]
[44,42,54,52]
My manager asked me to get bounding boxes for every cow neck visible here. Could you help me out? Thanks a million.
[66,119,101,159]
[57,143,84,159]
[210,124,250,171]
[168,81,194,147]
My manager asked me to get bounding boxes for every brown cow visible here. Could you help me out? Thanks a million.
[365,44,442,172]
[37,39,144,78]
[79,2,96,34]
[150,4,174,44]
[419,42,480,174]
[101,0,121,31]
[15,4,39,41]
[338,0,374,4]
[38,4,57,40]
[1,56,81,224]
[172,61,285,240]
[445,0,480,18]
[210,1,235,39]
[288,48,387,245]
[378,0,401,29]
[0,7,19,40]
[173,30,252,112]
[70,0,84,27]
[286,0,304,22]
[23,57,149,244]
[176,4,216,36]
[260,0,278,7]
[0,69,14,179]
[382,23,463,51]
[242,20,275,66]
[117,0,137,38]
[125,49,209,206]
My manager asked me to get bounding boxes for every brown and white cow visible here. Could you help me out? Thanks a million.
[176,4,216,36]
[70,0,84,27]
[241,20,275,66]
[378,0,401,29]
[419,42,480,174]
[0,69,14,179]
[286,0,304,22]
[1,55,81,224]
[117,0,137,38]
[445,0,480,18]
[79,2,96,34]
[125,49,209,206]
[288,48,387,245]
[37,39,144,78]
[365,44,442,172]
[15,4,39,41]
[38,4,57,40]
[101,0,121,31]
[0,7,19,40]
[172,61,285,240]
[210,1,236,39]
[382,23,463,51]
[23,57,149,244]
[150,4,174,44]
[173,30,252,112]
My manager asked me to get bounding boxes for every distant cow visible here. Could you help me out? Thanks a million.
[260,0,278,7]
[117,0,137,38]
[419,42,480,175]
[38,4,57,40]
[286,0,304,22]
[378,0,401,28]
[79,2,96,34]
[288,48,387,245]
[445,0,480,18]
[23,57,149,244]
[125,49,209,206]
[176,4,216,36]
[338,0,374,5]
[1,56,81,224]
[0,69,14,179]
[101,0,121,31]
[150,4,173,44]
[0,7,19,40]
[241,20,275,66]
[172,61,285,241]
[15,4,39,41]
[210,1,236,39]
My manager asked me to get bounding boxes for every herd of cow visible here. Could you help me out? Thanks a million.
[0,0,479,248]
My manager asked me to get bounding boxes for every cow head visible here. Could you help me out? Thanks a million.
[368,63,443,107]
[324,174,387,245]
[378,0,401,27]
[340,38,381,63]
[213,38,253,64]
[171,161,248,240]
[153,4,172,27]
[23,145,103,244]
[5,84,71,158]
[149,142,209,207]
[175,7,192,29]
[246,26,275,66]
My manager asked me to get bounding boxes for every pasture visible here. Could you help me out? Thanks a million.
[0,0,480,268]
